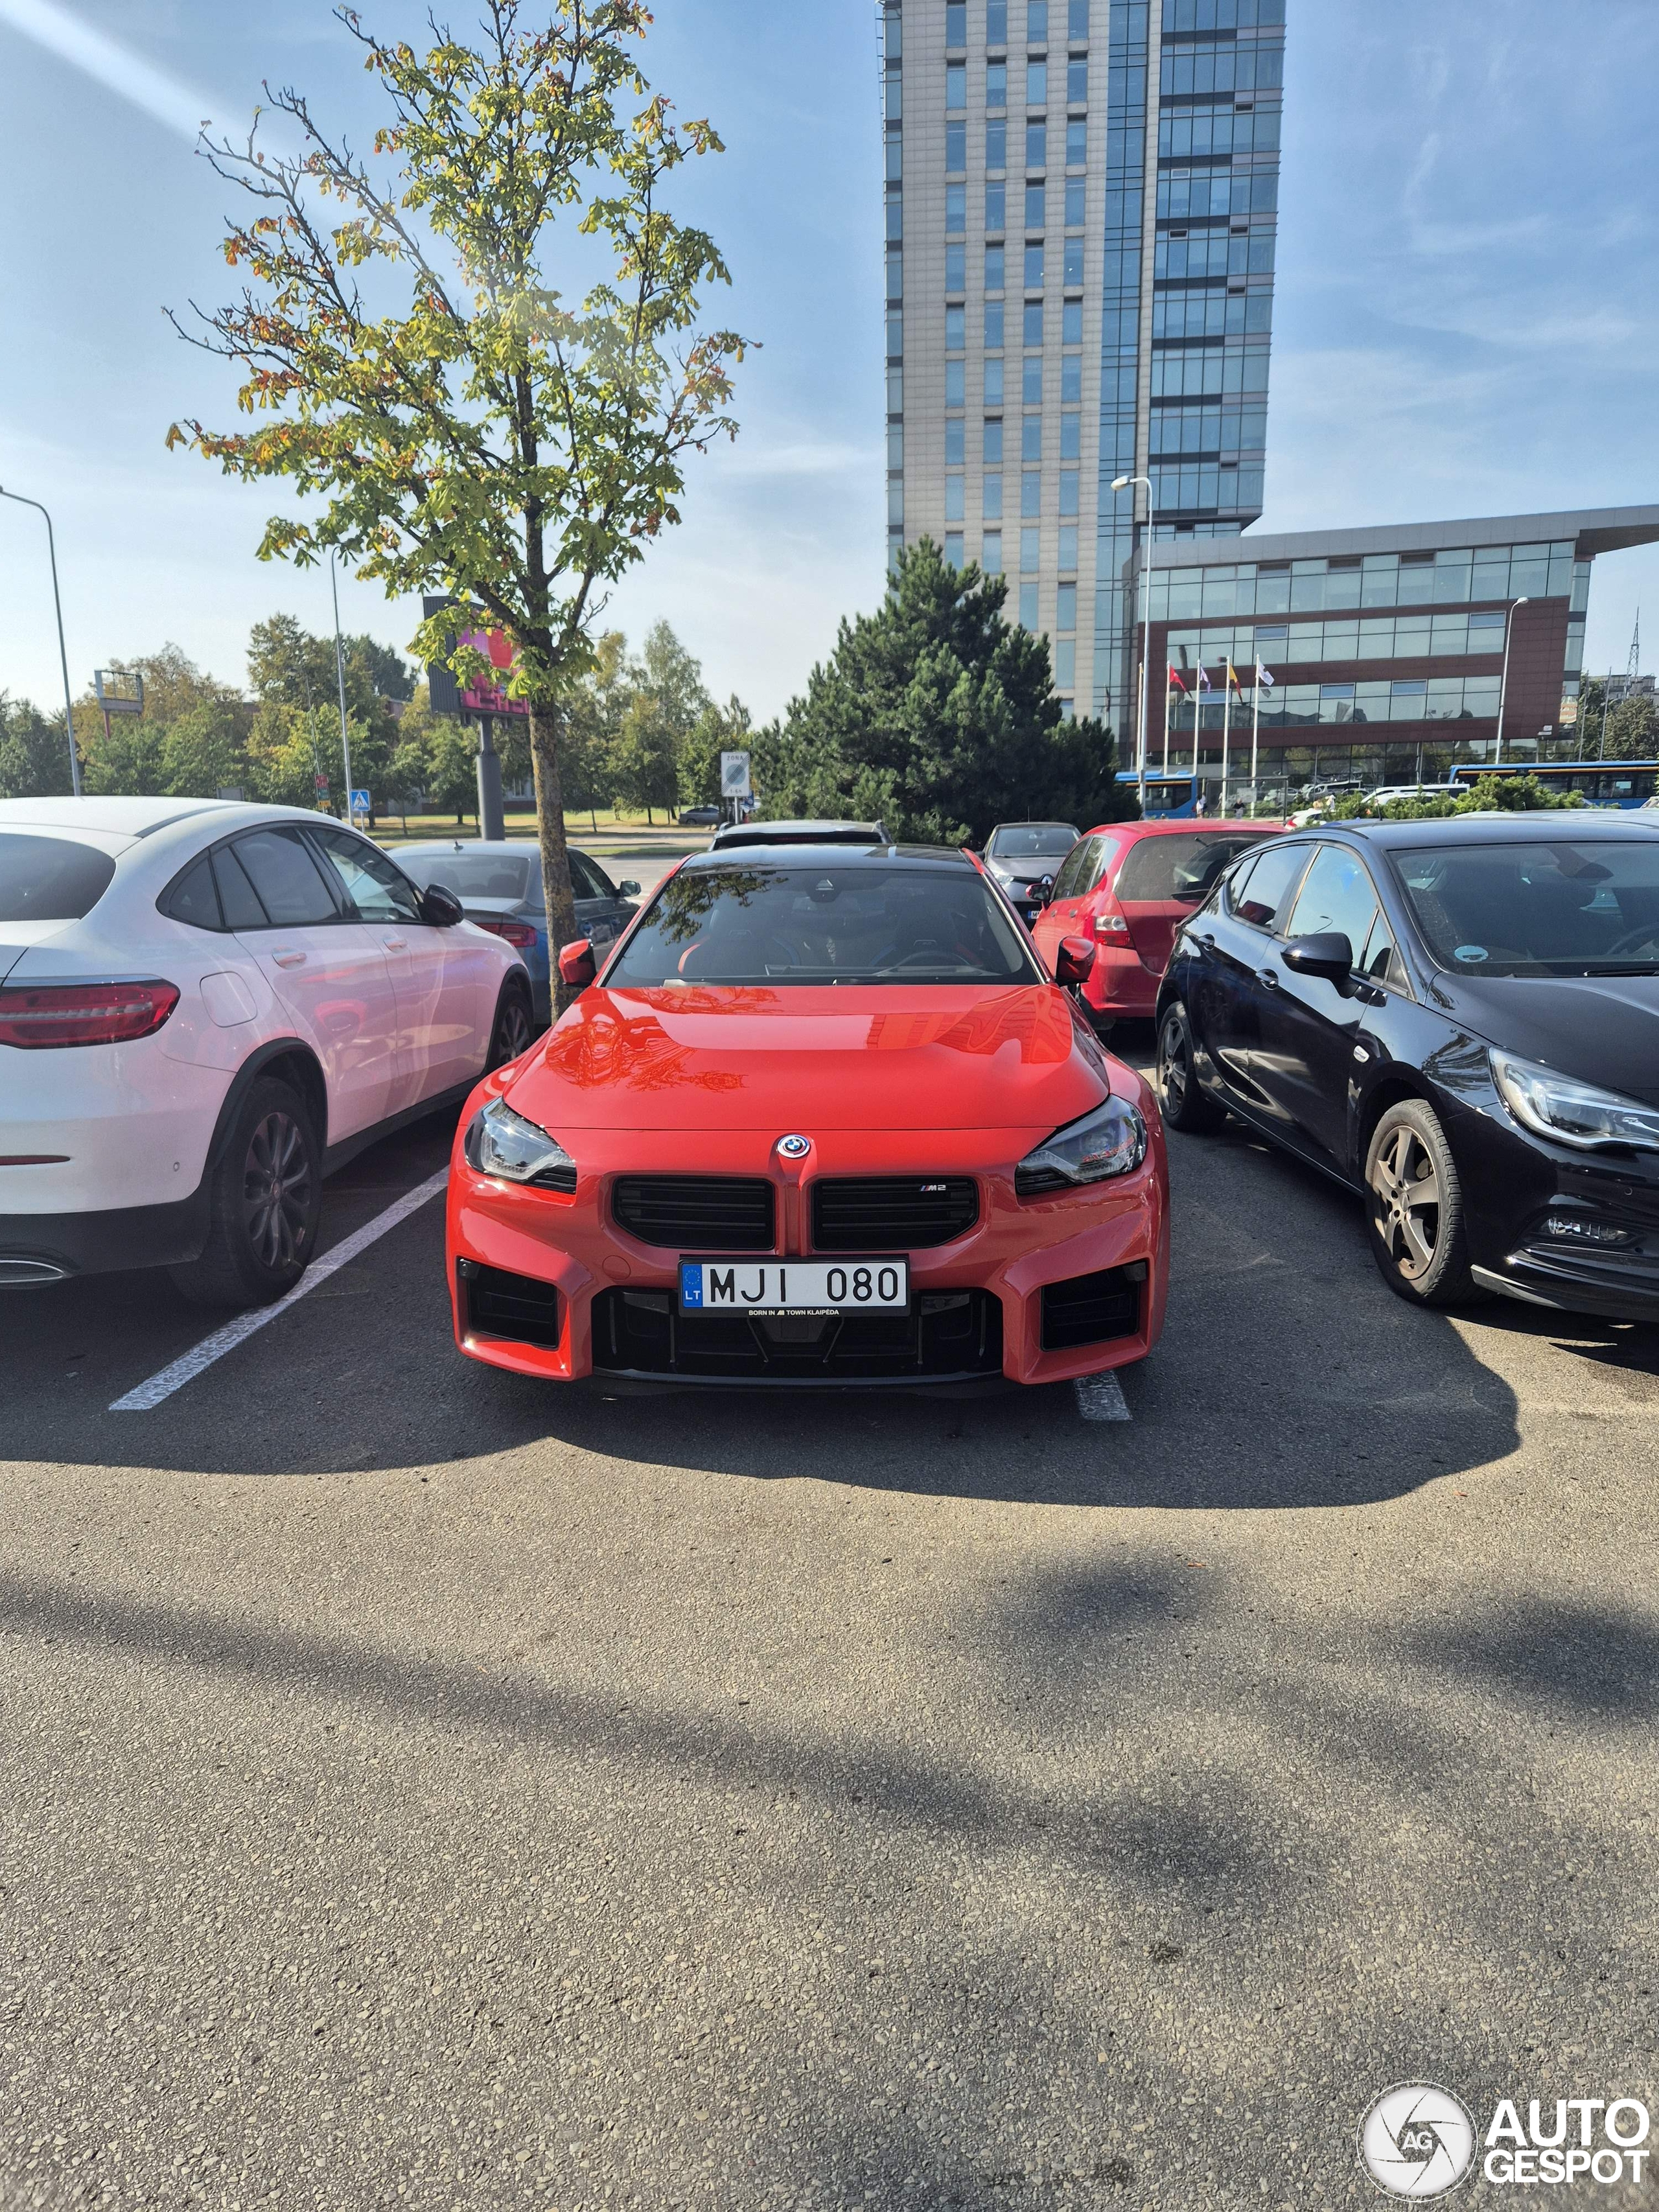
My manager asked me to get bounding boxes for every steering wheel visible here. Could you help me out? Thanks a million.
[1600,922,1659,959]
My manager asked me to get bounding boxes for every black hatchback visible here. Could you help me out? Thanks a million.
[1154,814,1659,1322]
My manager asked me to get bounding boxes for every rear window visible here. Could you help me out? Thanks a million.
[607,864,1041,986]
[987,824,1079,859]
[1115,832,1269,903]
[400,850,537,902]
[0,833,117,923]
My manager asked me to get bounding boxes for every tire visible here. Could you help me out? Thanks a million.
[169,1077,323,1310]
[1156,1000,1224,1133]
[1363,1098,1479,1307]
[487,972,537,1071]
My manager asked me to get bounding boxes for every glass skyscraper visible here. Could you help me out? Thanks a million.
[882,0,1284,728]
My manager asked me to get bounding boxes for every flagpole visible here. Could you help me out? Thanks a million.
[1164,666,1173,781]
[1221,668,1233,817]
[1251,663,1262,818]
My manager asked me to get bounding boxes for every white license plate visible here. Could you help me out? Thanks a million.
[678,1258,909,1315]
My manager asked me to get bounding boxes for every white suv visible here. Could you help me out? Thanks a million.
[0,797,533,1307]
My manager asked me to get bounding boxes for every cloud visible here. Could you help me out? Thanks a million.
[0,0,222,141]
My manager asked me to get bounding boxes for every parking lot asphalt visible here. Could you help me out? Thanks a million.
[2,1028,1656,2210]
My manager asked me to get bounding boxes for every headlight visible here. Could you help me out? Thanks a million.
[1016,1095,1148,1195]
[463,1097,578,1189]
[1490,1049,1659,1153]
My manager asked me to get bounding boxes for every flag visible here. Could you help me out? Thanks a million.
[1167,664,1187,693]
[1225,660,1242,693]
[1255,660,1275,689]
[1197,664,1212,692]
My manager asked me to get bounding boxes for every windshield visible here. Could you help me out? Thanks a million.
[606,865,1043,986]
[400,850,537,902]
[987,824,1078,859]
[1393,841,1659,975]
[0,833,117,923]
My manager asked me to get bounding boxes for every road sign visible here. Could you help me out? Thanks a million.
[719,750,752,799]
[314,774,330,795]
[349,789,371,819]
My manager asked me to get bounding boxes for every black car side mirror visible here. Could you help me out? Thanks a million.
[618,879,641,897]
[420,881,464,927]
[1035,875,1055,907]
[1282,931,1353,983]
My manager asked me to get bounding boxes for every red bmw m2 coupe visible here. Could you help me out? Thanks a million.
[447,839,1168,1389]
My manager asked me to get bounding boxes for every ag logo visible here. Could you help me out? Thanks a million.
[1358,2083,1476,2200]
[776,1134,812,1159]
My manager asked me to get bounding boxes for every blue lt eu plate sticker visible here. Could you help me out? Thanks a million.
[679,1260,909,1315]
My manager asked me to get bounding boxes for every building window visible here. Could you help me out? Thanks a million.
[984,301,1004,348]
[946,183,966,236]
[887,249,903,301]
[945,243,965,293]
[983,472,1004,519]
[1058,524,1077,569]
[1023,355,1043,402]
[1066,57,1087,104]
[887,365,903,412]
[1060,410,1080,460]
[1065,117,1085,165]
[1062,237,1084,286]
[983,531,1004,574]
[946,359,966,406]
[946,63,966,109]
[987,119,1008,169]
[888,480,904,526]
[986,180,1006,230]
[985,243,1005,291]
[1022,416,1043,461]
[887,423,903,468]
[1020,579,1040,625]
[1023,301,1044,346]
[1025,181,1046,230]
[984,358,1004,404]
[1067,0,1089,33]
[1021,470,1041,517]
[1026,121,1047,169]
[945,420,966,466]
[1064,176,1085,226]
[886,129,902,183]
[1060,355,1081,403]
[946,122,966,171]
[945,532,965,568]
[1062,299,1082,343]
[887,192,903,243]
[1054,638,1076,688]
[1027,1,1049,40]
[1024,242,1045,290]
[887,309,903,358]
[946,305,966,349]
[1027,60,1047,106]
[946,476,966,522]
[946,0,966,43]
[986,60,1007,107]
[1056,581,1077,631]
[1059,469,1079,516]
[984,418,1004,464]
[987,0,1008,43]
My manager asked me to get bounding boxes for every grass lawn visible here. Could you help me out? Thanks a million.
[371,806,704,848]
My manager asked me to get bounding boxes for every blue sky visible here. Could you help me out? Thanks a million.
[1,0,1656,725]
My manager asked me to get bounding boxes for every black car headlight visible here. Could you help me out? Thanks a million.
[463,1097,578,1190]
[1016,1095,1148,1196]
[1490,1049,1659,1154]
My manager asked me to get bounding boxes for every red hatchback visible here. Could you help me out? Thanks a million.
[1032,819,1279,1029]
[447,839,1169,1390]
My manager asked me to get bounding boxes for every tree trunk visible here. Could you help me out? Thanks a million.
[529,697,582,1016]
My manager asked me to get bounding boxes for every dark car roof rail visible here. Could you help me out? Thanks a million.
[710,819,890,848]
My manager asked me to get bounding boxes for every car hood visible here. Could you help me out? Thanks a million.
[1448,971,1659,1108]
[504,983,1113,1131]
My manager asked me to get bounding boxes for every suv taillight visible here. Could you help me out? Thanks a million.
[0,980,181,1049]
[476,918,538,949]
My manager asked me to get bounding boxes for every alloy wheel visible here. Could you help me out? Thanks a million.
[494,993,533,1065]
[242,1110,314,1272]
[1368,1123,1441,1281]
[1158,1013,1190,1116]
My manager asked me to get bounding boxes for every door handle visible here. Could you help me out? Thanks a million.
[272,949,307,968]
[1257,968,1279,990]
[383,937,408,949]
[1196,931,1216,948]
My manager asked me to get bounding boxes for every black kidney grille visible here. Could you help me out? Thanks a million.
[1040,1264,1144,1351]
[812,1177,979,1252]
[611,1176,775,1252]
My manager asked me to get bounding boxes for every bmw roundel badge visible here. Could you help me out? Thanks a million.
[777,1134,812,1159]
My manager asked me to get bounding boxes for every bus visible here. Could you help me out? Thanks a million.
[1115,770,1275,820]
[1449,760,1658,808]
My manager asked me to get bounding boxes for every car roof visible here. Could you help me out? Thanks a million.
[1326,813,1659,848]
[0,794,249,842]
[711,819,888,847]
[1090,817,1271,838]
[988,821,1078,832]
[680,843,974,873]
[396,838,541,855]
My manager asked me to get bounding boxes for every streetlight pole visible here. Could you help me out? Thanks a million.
[329,552,355,824]
[0,484,82,796]
[1111,472,1155,813]
[1494,596,1529,770]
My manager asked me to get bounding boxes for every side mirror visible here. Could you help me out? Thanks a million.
[420,881,463,927]
[1281,931,1354,983]
[557,938,597,990]
[1053,935,1095,986]
[618,879,641,897]
[1035,875,1055,907]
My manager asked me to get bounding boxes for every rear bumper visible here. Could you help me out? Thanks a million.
[0,1183,211,1285]
[1082,946,1163,1019]
[445,1081,1170,1388]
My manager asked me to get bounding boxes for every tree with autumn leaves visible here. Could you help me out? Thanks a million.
[167,0,748,964]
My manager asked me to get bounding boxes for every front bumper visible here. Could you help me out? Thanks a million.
[446,1080,1170,1387]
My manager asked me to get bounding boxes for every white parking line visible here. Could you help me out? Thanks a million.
[1074,1371,1131,1422]
[110,1169,451,1412]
